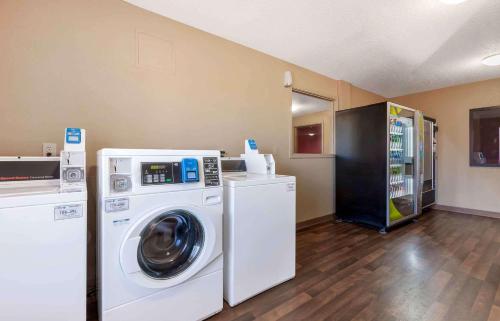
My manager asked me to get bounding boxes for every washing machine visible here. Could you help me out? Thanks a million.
[0,157,87,321]
[97,149,223,321]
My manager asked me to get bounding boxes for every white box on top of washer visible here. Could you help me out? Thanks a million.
[64,128,86,152]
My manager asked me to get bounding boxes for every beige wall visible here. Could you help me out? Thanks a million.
[292,110,333,154]
[338,80,386,110]
[350,85,386,109]
[0,0,384,287]
[392,78,500,213]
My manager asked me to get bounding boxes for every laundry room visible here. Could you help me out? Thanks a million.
[1,1,499,321]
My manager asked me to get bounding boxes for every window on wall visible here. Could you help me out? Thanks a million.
[291,90,334,156]
[470,106,500,167]
[295,124,323,153]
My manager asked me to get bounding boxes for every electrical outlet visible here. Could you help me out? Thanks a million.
[42,143,57,157]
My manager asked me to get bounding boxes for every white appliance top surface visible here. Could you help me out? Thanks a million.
[223,173,295,187]
[98,148,220,157]
[0,184,87,209]
[0,156,61,161]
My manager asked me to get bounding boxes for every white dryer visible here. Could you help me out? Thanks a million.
[0,157,87,321]
[222,158,296,307]
[97,149,223,321]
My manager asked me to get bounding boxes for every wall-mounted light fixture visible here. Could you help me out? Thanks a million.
[284,71,293,87]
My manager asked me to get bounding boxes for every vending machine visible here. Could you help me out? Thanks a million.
[335,102,425,233]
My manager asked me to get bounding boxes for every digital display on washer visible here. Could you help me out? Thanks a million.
[141,162,182,185]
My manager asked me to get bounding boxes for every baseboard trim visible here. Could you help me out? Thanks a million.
[433,204,500,219]
[297,214,334,231]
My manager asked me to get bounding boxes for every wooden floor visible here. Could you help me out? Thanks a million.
[89,210,500,321]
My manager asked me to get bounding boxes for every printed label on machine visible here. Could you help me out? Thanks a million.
[105,198,130,213]
[202,157,220,186]
[0,161,60,182]
[54,204,83,220]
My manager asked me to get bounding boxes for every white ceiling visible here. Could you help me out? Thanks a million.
[292,92,331,117]
[124,0,500,97]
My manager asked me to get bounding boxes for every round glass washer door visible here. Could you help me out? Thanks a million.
[137,209,204,279]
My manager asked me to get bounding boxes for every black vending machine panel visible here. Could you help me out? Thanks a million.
[336,102,388,230]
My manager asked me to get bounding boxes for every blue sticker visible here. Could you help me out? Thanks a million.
[181,158,199,183]
[66,128,81,144]
[248,139,258,150]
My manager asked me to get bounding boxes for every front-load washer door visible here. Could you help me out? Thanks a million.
[120,206,216,289]
[138,210,203,279]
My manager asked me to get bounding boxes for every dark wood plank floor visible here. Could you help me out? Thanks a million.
[89,210,500,321]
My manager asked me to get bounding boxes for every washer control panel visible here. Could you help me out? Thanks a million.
[140,157,218,186]
[141,162,182,185]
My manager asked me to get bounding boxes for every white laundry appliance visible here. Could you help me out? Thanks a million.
[0,156,87,321]
[97,149,223,321]
[222,140,296,307]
